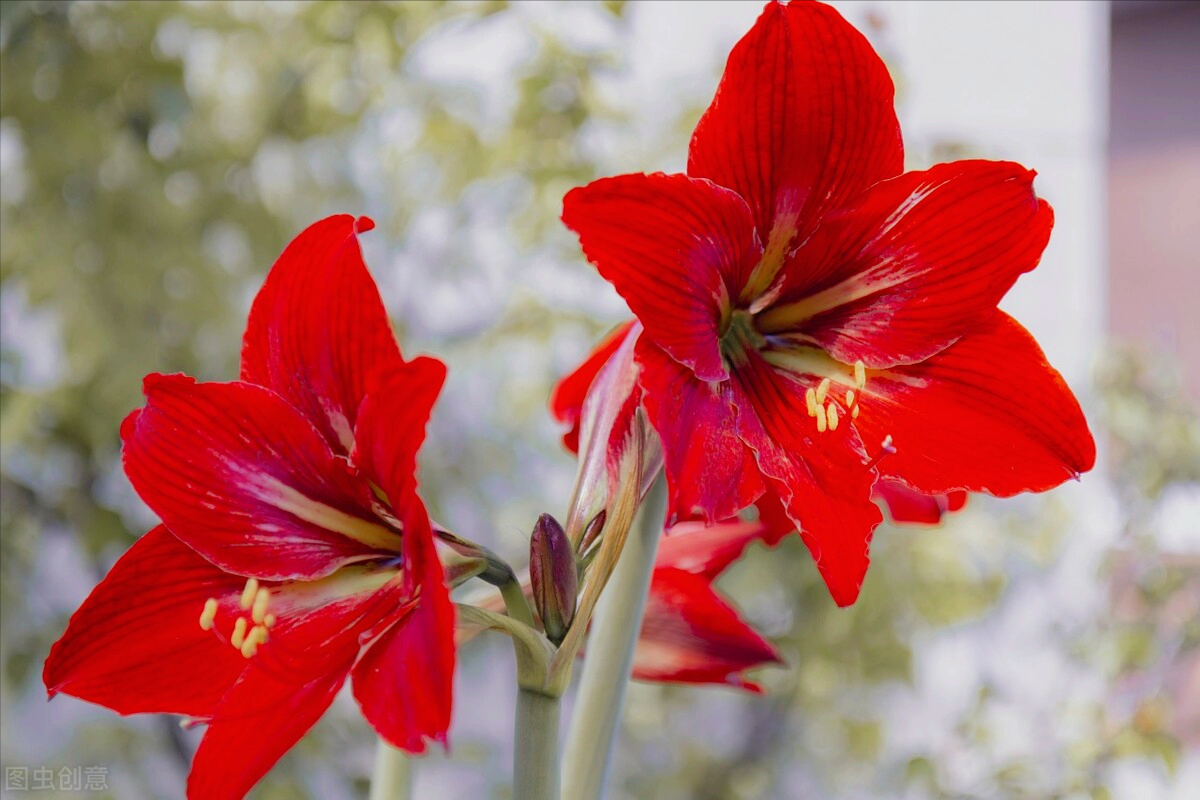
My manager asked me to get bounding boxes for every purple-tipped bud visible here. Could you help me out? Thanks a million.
[530,513,577,646]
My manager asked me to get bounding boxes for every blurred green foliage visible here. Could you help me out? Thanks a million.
[1,1,631,796]
[1,2,1197,799]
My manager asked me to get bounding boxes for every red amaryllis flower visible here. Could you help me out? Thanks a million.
[43,215,455,800]
[633,518,782,692]
[558,0,1095,606]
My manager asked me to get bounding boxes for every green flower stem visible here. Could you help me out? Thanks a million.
[514,687,562,800]
[368,739,412,800]
[500,575,536,629]
[561,476,666,800]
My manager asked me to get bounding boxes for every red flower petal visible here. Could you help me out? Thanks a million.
[873,480,967,524]
[731,351,883,606]
[633,567,781,692]
[636,339,766,526]
[759,161,1054,368]
[852,311,1096,496]
[352,356,447,504]
[43,526,248,718]
[688,0,901,294]
[353,491,455,753]
[121,373,396,581]
[187,574,411,800]
[189,671,347,800]
[549,320,637,454]
[655,518,770,580]
[752,489,798,546]
[240,214,404,455]
[186,654,356,800]
[562,173,761,382]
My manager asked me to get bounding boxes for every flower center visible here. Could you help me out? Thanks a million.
[719,309,765,368]
[720,314,885,444]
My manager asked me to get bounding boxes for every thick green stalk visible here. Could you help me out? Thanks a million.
[513,687,561,800]
[561,477,666,800]
[499,575,536,629]
[368,739,412,800]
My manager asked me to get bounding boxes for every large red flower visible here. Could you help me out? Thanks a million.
[557,1,1095,606]
[44,215,455,800]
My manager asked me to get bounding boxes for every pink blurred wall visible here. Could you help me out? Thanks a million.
[1109,0,1200,398]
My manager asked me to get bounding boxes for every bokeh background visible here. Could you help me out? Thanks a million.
[1,1,1197,798]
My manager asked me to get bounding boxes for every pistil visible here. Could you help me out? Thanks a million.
[865,435,897,471]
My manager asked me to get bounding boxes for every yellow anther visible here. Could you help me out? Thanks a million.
[263,613,277,628]
[815,378,831,405]
[251,587,271,624]
[815,403,828,433]
[827,403,839,431]
[198,598,218,631]
[851,405,860,419]
[231,617,247,649]
[239,578,259,611]
[240,625,268,659]
[881,434,895,452]
[854,360,866,390]
[845,389,856,408]
[805,387,817,417]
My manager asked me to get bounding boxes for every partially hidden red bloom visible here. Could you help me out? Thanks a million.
[44,215,454,800]
[556,0,1095,606]
[633,518,782,692]
[872,481,967,525]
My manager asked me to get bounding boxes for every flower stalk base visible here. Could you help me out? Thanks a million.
[562,477,666,800]
[368,739,412,800]
[514,687,561,800]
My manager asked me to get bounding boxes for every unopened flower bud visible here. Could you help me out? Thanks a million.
[579,509,607,555]
[529,513,577,646]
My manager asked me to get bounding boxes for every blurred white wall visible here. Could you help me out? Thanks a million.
[1109,0,1200,399]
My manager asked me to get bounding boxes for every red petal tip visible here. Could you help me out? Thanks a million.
[355,216,375,233]
[118,408,141,442]
[141,371,195,395]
